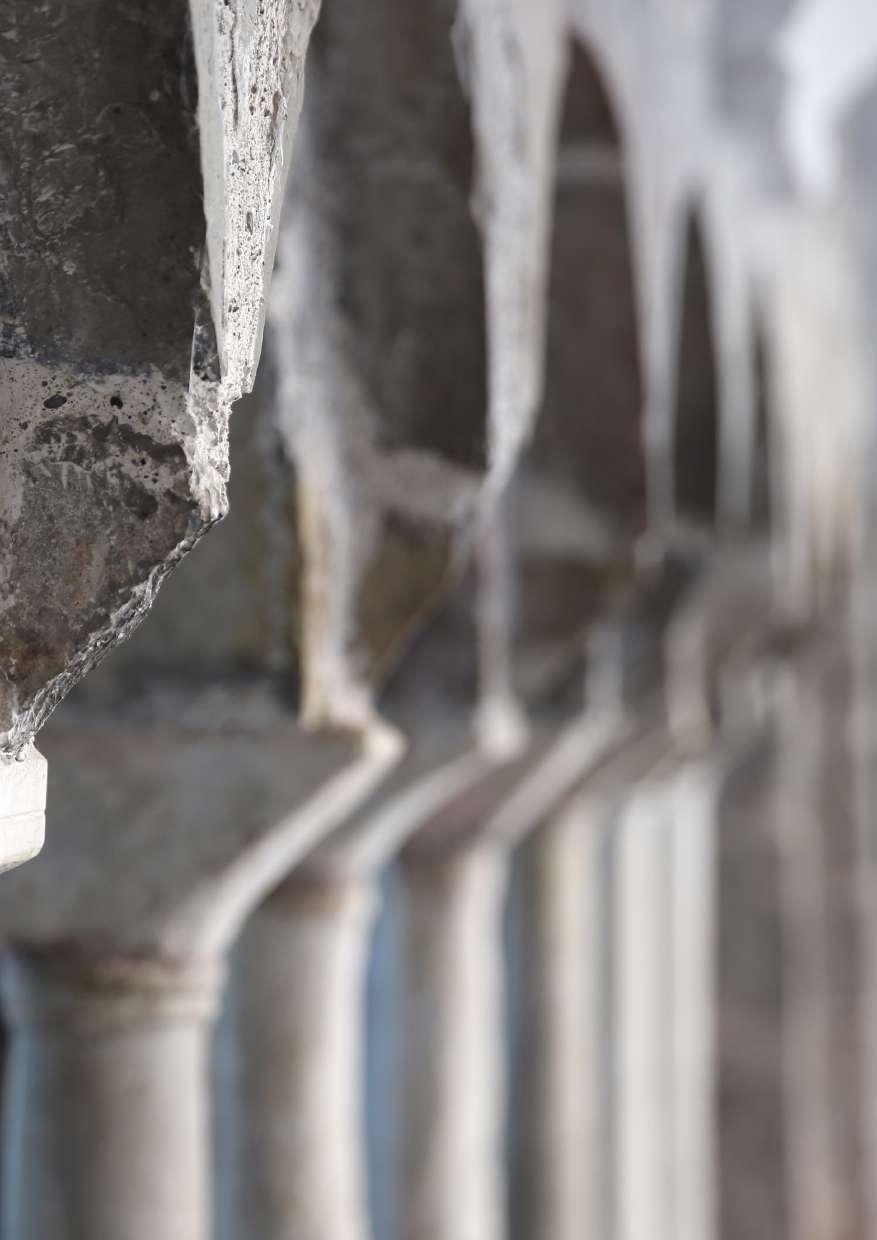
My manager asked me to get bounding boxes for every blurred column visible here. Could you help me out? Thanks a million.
[0,749,46,875]
[228,871,378,1240]
[398,842,510,1240]
[775,655,850,1240]
[512,797,607,1240]
[1,947,219,1240]
[0,722,400,1240]
[669,760,719,1240]
[615,778,675,1240]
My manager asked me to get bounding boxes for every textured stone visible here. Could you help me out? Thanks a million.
[0,0,319,758]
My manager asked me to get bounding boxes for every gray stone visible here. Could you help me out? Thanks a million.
[0,0,320,759]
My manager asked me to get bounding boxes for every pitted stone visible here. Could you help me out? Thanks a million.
[0,0,321,760]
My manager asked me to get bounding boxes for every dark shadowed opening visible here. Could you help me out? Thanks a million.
[673,211,719,525]
[533,40,644,532]
[752,319,773,533]
[506,38,644,722]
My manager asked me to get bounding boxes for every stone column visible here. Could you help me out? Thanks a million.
[224,705,638,1240]
[0,719,401,1240]
[775,655,850,1240]
[615,777,676,1240]
[1,947,220,1240]
[222,710,542,1240]
[512,800,605,1240]
[385,713,639,1240]
[227,872,379,1240]
[223,13,652,1233]
[398,841,510,1240]
[668,759,720,1240]
[502,712,676,1240]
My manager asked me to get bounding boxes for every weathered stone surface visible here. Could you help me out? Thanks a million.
[0,0,319,759]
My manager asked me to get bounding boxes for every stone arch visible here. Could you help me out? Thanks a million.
[534,36,645,534]
[504,35,645,719]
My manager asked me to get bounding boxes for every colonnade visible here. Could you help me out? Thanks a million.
[3,1,877,1238]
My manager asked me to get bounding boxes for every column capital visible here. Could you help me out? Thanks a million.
[2,944,222,1035]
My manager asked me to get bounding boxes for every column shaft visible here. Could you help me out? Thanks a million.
[228,873,377,1240]
[514,805,606,1240]
[1,947,218,1240]
[777,664,850,1240]
[670,763,719,1240]
[399,843,509,1240]
[615,788,675,1240]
